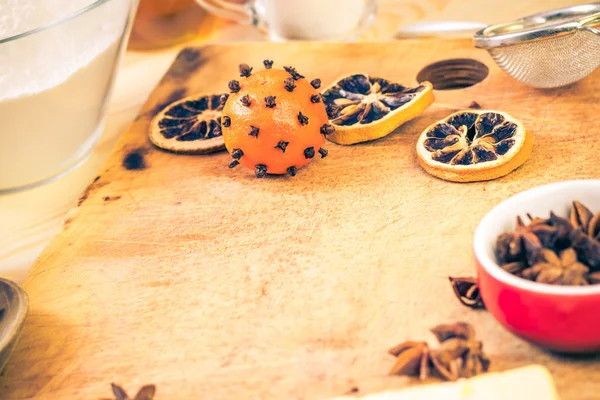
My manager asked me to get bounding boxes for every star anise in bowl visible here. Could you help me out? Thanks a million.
[476,183,600,352]
[388,322,490,381]
[520,248,589,285]
[495,201,600,286]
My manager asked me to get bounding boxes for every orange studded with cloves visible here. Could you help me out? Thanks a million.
[222,61,332,177]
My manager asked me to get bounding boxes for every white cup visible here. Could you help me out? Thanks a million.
[197,0,378,41]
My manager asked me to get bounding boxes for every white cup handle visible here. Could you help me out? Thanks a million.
[196,0,256,25]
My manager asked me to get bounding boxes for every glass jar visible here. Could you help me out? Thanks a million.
[0,0,135,192]
[0,0,135,280]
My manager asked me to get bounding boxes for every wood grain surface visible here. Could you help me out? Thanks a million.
[1,0,587,284]
[1,40,599,400]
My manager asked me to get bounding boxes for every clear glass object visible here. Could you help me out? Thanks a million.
[129,0,218,50]
[0,0,136,193]
[196,0,378,41]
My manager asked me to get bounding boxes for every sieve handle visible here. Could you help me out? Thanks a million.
[473,3,600,49]
[581,11,600,35]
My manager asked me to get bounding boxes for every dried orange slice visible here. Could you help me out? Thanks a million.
[416,110,532,182]
[149,93,226,154]
[321,74,435,145]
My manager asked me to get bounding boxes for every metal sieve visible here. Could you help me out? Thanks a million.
[473,3,600,88]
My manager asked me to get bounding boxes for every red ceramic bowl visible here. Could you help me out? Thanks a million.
[474,180,600,353]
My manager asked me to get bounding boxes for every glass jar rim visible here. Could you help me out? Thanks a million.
[0,0,119,44]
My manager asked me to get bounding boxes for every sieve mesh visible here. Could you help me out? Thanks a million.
[488,29,600,88]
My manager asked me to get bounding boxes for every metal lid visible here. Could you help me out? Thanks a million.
[473,3,600,49]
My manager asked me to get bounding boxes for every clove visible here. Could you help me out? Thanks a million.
[318,148,328,158]
[228,80,240,93]
[284,66,304,80]
[231,148,243,160]
[275,141,289,153]
[298,112,309,126]
[220,93,229,106]
[263,60,274,69]
[255,164,267,178]
[265,96,277,108]
[240,95,251,107]
[284,78,296,92]
[304,147,315,159]
[287,166,297,176]
[310,78,321,89]
[239,63,253,77]
[222,116,231,127]
[320,124,335,135]
[248,126,259,138]
[326,103,341,118]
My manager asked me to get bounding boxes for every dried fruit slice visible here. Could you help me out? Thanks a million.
[149,93,226,154]
[321,73,435,145]
[416,110,531,182]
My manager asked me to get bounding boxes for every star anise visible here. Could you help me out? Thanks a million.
[448,277,485,309]
[495,216,545,264]
[521,248,589,285]
[500,260,528,276]
[102,383,156,400]
[388,341,429,380]
[429,341,461,381]
[430,322,475,342]
[496,201,600,285]
[428,336,489,380]
[460,340,491,378]
[388,322,489,382]
[589,214,600,240]
[569,201,600,241]
[570,228,600,271]
[430,322,489,380]
[589,271,600,284]
[567,202,600,270]
[529,212,574,249]
[571,201,594,232]
[545,212,574,250]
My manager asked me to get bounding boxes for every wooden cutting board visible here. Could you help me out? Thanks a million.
[1,40,599,400]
